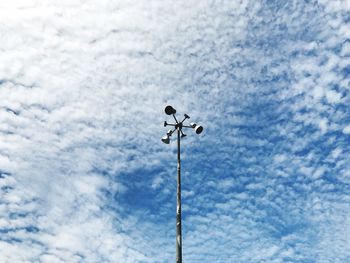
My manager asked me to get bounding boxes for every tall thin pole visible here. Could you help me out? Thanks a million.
[176,127,182,263]
[162,105,203,262]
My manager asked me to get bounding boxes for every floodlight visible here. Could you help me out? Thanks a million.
[184,114,190,119]
[181,133,187,138]
[164,121,168,127]
[195,125,203,134]
[165,105,176,115]
[190,122,196,128]
[167,129,173,136]
[161,135,170,144]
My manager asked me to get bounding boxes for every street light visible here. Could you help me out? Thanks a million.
[161,105,203,263]
[189,123,203,134]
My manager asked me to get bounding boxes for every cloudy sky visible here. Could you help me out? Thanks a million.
[1,0,350,262]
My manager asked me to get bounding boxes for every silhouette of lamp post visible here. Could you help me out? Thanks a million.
[161,105,203,263]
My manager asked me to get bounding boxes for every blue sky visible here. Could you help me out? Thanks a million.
[1,0,350,262]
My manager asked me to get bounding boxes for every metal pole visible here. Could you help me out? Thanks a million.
[176,127,182,263]
[162,105,203,262]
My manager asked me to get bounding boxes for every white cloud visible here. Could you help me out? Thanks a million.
[326,90,342,103]
[343,124,350,134]
[318,118,328,134]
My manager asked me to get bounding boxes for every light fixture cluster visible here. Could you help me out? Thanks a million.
[161,105,203,144]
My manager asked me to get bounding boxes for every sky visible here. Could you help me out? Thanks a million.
[0,0,350,262]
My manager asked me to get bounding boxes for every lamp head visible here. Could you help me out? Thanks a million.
[161,135,170,144]
[167,129,173,136]
[165,105,176,115]
[190,122,196,128]
[195,125,203,134]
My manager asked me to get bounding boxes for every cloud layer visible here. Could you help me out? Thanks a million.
[1,0,350,262]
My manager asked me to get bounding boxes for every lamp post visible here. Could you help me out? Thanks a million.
[161,105,203,263]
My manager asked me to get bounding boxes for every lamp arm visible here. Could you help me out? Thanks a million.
[172,114,179,124]
[169,128,177,136]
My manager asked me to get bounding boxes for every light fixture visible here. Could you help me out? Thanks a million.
[161,105,203,263]
[195,125,203,134]
[165,105,176,115]
[188,122,203,134]
[161,135,170,144]
[167,129,174,136]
